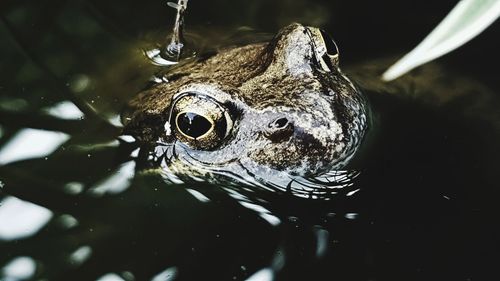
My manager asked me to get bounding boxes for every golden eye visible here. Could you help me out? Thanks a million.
[309,28,340,72]
[318,30,340,71]
[319,29,339,60]
[175,112,214,139]
[170,93,233,150]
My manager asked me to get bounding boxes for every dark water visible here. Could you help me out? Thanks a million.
[1,0,500,280]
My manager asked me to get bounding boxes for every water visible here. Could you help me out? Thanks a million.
[1,0,500,280]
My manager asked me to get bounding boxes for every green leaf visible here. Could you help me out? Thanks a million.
[382,0,500,81]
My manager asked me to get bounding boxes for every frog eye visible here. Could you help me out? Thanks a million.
[320,30,339,58]
[317,29,340,71]
[171,93,233,150]
[176,112,214,139]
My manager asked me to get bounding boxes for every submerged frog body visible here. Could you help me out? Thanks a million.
[123,23,367,195]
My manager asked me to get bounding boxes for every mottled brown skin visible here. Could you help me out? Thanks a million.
[123,23,367,181]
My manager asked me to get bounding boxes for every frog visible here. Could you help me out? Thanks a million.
[122,23,368,196]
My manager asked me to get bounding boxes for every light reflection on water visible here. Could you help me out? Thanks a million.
[42,101,84,120]
[88,161,136,196]
[0,197,53,241]
[245,268,274,281]
[96,273,126,281]
[150,267,178,281]
[0,128,69,165]
[69,246,93,267]
[1,256,36,281]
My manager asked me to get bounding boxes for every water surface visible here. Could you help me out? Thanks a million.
[1,1,499,280]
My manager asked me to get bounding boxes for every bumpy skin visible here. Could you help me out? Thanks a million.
[123,23,367,177]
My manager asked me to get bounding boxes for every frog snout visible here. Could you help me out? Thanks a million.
[263,117,294,142]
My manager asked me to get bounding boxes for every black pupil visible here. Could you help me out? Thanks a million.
[177,112,212,139]
[320,29,338,56]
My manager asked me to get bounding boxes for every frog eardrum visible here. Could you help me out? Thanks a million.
[171,92,234,150]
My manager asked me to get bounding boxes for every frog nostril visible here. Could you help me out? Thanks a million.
[265,117,294,142]
[269,118,289,130]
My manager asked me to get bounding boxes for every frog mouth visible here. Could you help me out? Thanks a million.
[154,140,361,199]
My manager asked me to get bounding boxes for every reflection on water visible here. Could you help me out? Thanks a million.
[1,256,36,281]
[0,0,499,280]
[0,197,53,241]
[246,268,274,281]
[88,161,135,195]
[69,246,93,267]
[96,273,127,281]
[150,267,178,281]
[155,142,362,200]
[0,129,70,165]
[42,101,85,120]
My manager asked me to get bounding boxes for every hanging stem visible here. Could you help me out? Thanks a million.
[164,0,189,62]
